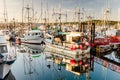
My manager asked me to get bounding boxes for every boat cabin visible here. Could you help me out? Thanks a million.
[0,35,8,56]
[107,29,120,44]
[0,45,8,54]
[66,32,84,43]
[45,31,89,49]
[24,30,44,38]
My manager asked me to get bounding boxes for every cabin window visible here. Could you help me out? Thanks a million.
[72,36,80,42]
[36,51,38,53]
[32,51,35,54]
[0,45,7,53]
[116,30,120,36]
[47,37,51,39]
[35,33,38,35]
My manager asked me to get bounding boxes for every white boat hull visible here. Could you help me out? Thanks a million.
[45,43,90,60]
[21,38,44,44]
[0,64,11,79]
[0,35,16,79]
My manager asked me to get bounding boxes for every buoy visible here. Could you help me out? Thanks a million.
[91,43,95,47]
[79,60,83,65]
[70,59,76,65]
[79,45,83,50]
[70,45,76,50]
[72,45,76,50]
[84,63,89,67]
[85,42,89,46]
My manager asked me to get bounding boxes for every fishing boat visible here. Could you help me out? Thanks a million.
[21,29,44,44]
[21,2,45,45]
[0,35,16,79]
[107,29,120,50]
[45,31,90,61]
[93,33,111,53]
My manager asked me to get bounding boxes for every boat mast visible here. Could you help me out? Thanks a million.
[103,0,110,36]
[47,3,49,25]
[36,0,43,23]
[76,7,81,32]
[73,8,76,25]
[41,0,43,23]
[26,5,31,25]
[32,0,34,23]
[59,0,62,31]
[22,0,24,24]
[59,7,62,31]
[65,9,67,23]
[42,2,49,26]
[117,8,120,28]
[3,0,8,29]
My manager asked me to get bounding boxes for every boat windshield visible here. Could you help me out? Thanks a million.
[116,30,120,36]
[0,45,8,53]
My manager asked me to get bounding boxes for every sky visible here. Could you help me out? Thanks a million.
[0,0,120,23]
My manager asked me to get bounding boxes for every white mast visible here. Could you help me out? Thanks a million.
[36,0,43,23]
[41,0,43,23]
[103,0,110,36]
[3,0,8,29]
[47,3,49,24]
[117,8,120,28]
[31,0,34,23]
[23,0,34,30]
[22,0,24,24]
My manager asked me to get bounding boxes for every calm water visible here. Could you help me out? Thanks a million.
[7,44,120,80]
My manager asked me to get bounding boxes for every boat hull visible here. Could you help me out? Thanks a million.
[21,38,44,45]
[0,63,12,79]
[45,43,90,61]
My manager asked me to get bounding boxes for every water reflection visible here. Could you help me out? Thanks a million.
[12,44,120,80]
[45,52,94,80]
[18,43,46,80]
[18,43,94,80]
